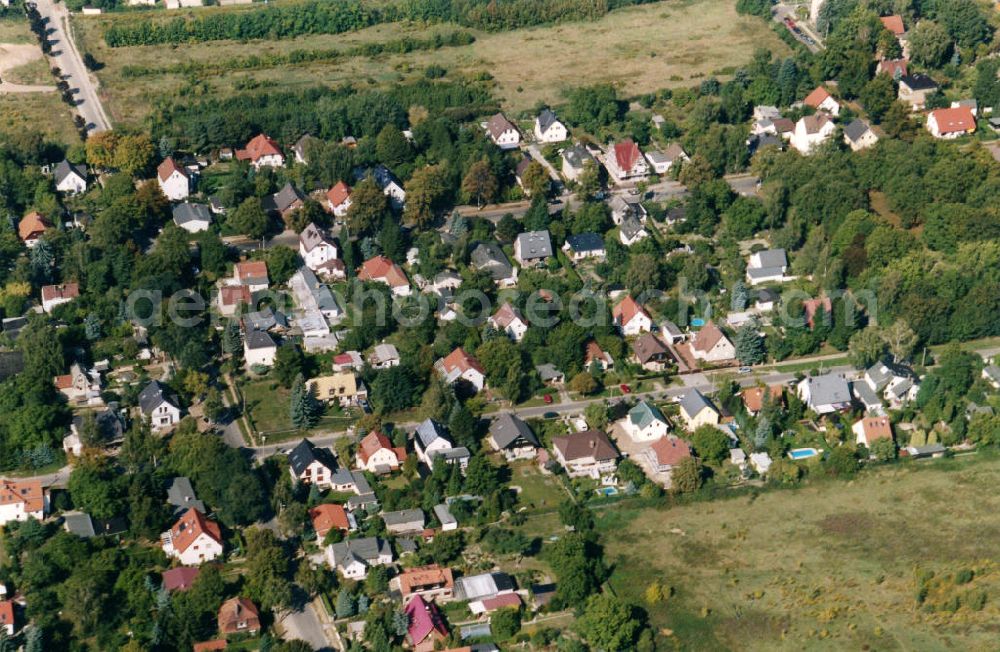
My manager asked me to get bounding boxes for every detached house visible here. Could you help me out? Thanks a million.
[791,113,836,154]
[263,182,306,219]
[803,86,840,116]
[54,159,87,195]
[488,413,540,460]
[843,118,879,151]
[0,479,48,525]
[157,156,190,201]
[513,230,553,266]
[139,380,181,431]
[745,249,788,285]
[678,390,720,430]
[898,74,938,110]
[632,332,671,371]
[236,134,285,169]
[395,565,455,602]
[563,232,606,261]
[551,430,619,480]
[534,109,568,142]
[982,364,1000,390]
[358,255,411,296]
[561,143,597,181]
[927,106,976,139]
[41,282,79,313]
[326,181,352,217]
[243,329,277,368]
[645,143,688,174]
[405,595,450,652]
[326,536,393,579]
[299,223,339,274]
[356,430,406,474]
[233,260,269,292]
[288,439,337,487]
[435,347,486,393]
[485,113,521,150]
[606,139,648,181]
[619,215,649,246]
[369,343,400,369]
[612,296,653,336]
[690,321,736,363]
[172,202,212,233]
[309,503,351,541]
[414,418,470,470]
[355,165,406,208]
[646,436,692,474]
[585,339,614,371]
[471,242,517,287]
[308,372,366,407]
[218,597,260,635]
[161,508,224,565]
[797,373,852,414]
[853,416,893,449]
[18,211,51,248]
[488,303,528,341]
[624,400,670,442]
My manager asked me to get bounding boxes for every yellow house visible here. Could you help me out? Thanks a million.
[307,372,366,407]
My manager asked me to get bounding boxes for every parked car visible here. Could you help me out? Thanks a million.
[543,411,559,419]
[738,366,752,374]
[620,384,631,394]
[543,394,553,404]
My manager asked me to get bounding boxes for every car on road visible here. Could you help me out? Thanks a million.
[358,398,372,413]
[738,366,752,374]
[543,411,559,419]
[620,384,632,394]
[543,394,553,404]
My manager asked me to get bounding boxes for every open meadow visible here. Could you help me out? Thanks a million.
[596,454,1000,650]
[73,0,790,128]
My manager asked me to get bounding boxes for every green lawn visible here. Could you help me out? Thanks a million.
[509,460,567,512]
[240,377,356,437]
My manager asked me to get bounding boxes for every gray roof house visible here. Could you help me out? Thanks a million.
[746,249,788,284]
[172,202,212,232]
[288,438,337,479]
[166,476,205,516]
[416,419,453,450]
[470,242,515,285]
[138,380,179,417]
[619,215,648,245]
[797,373,852,414]
[381,508,425,534]
[514,230,553,265]
[983,364,1000,389]
[244,329,277,352]
[679,390,717,423]
[433,503,458,530]
[535,363,564,384]
[326,537,393,579]
[54,159,87,193]
[563,232,606,259]
[488,413,540,457]
[264,182,306,214]
[561,144,596,180]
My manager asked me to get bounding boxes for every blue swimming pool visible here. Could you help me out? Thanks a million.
[691,318,706,327]
[788,448,819,460]
[595,487,619,497]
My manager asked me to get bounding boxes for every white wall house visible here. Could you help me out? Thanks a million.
[790,114,836,154]
[299,223,339,272]
[0,480,48,526]
[244,330,278,369]
[534,109,568,143]
[623,401,670,442]
[138,381,181,431]
[161,508,224,565]
[157,157,190,201]
[486,113,521,150]
[487,303,528,342]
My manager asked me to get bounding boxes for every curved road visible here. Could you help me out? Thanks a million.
[31,0,111,134]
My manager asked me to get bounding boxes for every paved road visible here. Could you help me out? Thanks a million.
[1,465,71,488]
[279,600,336,652]
[32,0,111,133]
[771,2,825,52]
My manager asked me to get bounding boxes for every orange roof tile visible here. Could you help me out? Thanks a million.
[327,181,352,207]
[440,347,485,375]
[804,86,832,109]
[0,480,45,514]
[168,508,222,554]
[612,296,649,327]
[358,255,409,289]
[157,156,188,182]
[18,212,51,242]
[309,504,350,537]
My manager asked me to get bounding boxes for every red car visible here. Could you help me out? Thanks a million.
[620,384,632,394]
[543,394,553,404]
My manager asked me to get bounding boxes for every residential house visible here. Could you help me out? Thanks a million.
[162,566,201,593]
[264,182,306,219]
[332,351,365,372]
[0,479,48,525]
[536,363,564,385]
[750,452,773,475]
[513,230,553,266]
[609,195,647,226]
[327,181,352,217]
[192,640,227,652]
[382,508,425,535]
[804,86,840,115]
[927,106,976,139]
[584,339,614,371]
[755,288,780,312]
[624,400,670,442]
[161,508,224,565]
[646,436,692,473]
[157,156,190,201]
[243,329,277,368]
[551,430,619,479]
[288,438,337,488]
[434,503,458,531]
[299,222,339,272]
[488,413,540,460]
[405,596,449,652]
[843,118,879,151]
[395,565,454,602]
[355,165,406,208]
[356,430,406,474]
[166,476,205,517]
[898,74,938,110]
[534,109,567,142]
[562,232,606,261]
[414,419,470,470]
[290,266,342,322]
[54,362,100,404]
[435,347,487,393]
[660,320,685,345]
[853,416,893,449]
[218,597,260,635]
[561,144,597,181]
[864,360,918,406]
[233,260,269,292]
[488,303,528,341]
[370,343,400,369]
[41,282,79,313]
[66,407,126,454]
[470,242,516,287]
[612,296,653,336]
[880,14,905,37]
[308,372,366,407]
[632,333,671,371]
[236,134,285,169]
[18,211,51,247]
[879,58,908,77]
[982,364,1000,390]
[690,321,736,363]
[139,380,181,431]
[605,139,648,181]
[740,385,783,416]
[644,143,687,174]
[0,601,13,636]
[172,202,212,233]
[745,249,788,285]
[485,113,520,150]
[292,134,317,164]
[217,285,251,317]
[310,504,351,541]
[326,537,393,579]
[678,390,720,430]
[619,215,648,246]
[358,255,411,296]
[54,159,87,195]
[797,373,852,414]
[453,572,516,612]
[791,113,836,154]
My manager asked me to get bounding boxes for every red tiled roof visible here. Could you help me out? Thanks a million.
[741,385,783,413]
[613,139,642,173]
[491,303,524,329]
[584,340,610,365]
[612,296,649,327]
[856,417,893,443]
[327,181,352,207]
[18,212,51,241]
[193,641,227,652]
[358,255,408,289]
[880,14,905,36]
[398,565,454,598]
[168,508,222,554]
[440,347,485,375]
[0,479,45,513]
[650,436,691,467]
[218,597,260,634]
[879,58,908,77]
[162,566,201,592]
[220,285,252,307]
[157,156,188,182]
[405,595,448,645]
[358,430,397,465]
[0,601,14,632]
[236,134,282,162]
[41,283,80,303]
[481,593,522,611]
[54,374,73,390]
[235,261,268,284]
[929,107,976,135]
[804,86,832,109]
[309,504,350,537]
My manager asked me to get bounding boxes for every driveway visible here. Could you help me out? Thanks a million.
[32,0,111,133]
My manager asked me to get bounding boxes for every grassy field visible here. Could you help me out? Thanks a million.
[74,0,789,128]
[0,92,79,143]
[596,454,1000,650]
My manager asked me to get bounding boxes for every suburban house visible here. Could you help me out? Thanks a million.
[236,133,285,168]
[619,215,649,246]
[382,508,425,535]
[740,385,783,416]
[897,74,938,110]
[803,86,840,115]
[605,139,649,181]
[18,211,51,247]
[513,230,553,266]
[612,296,653,336]
[982,364,1000,390]
[161,508,224,565]
[41,282,80,313]
[678,390,720,430]
[326,537,393,579]
[551,430,619,479]
[536,363,564,385]
[358,255,411,296]
[485,113,521,149]
[534,109,568,142]
[355,165,406,208]
[879,58,908,77]
[487,303,528,341]
[172,202,212,233]
[791,113,836,154]
[288,438,337,487]
[404,595,450,652]
[218,597,260,635]
[585,339,614,371]
[299,223,339,273]
[326,181,352,217]
[54,362,100,404]
[797,373,852,414]
[453,572,517,614]
[624,400,671,442]
[166,476,205,518]
[690,321,736,363]
[926,106,976,139]
[162,566,201,593]
[843,119,879,151]
[471,242,517,287]
[646,436,692,473]
[853,416,893,449]
[157,156,190,201]
[414,418,470,470]
[434,503,458,531]
[308,372,367,407]
[632,333,671,371]
[243,329,277,368]
[309,503,351,541]
[263,182,306,219]
[138,380,181,431]
[290,266,342,323]
[880,14,905,37]
[0,479,48,525]
[561,143,597,181]
[356,430,406,474]
[395,565,454,602]
[644,143,688,174]
[435,347,487,393]
[488,413,540,460]
[233,260,269,292]
[0,601,14,637]
[217,285,251,317]
[54,159,87,195]
[369,343,400,368]
[563,232,606,261]
[755,288,781,312]
[745,249,788,285]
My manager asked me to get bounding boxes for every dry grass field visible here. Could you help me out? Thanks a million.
[597,454,1000,650]
[74,0,789,128]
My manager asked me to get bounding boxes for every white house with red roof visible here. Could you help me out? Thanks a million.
[217,285,251,316]
[356,430,406,474]
[435,347,486,392]
[585,339,614,371]
[236,134,285,169]
[605,139,649,181]
[485,113,520,150]
[41,282,80,313]
[233,260,269,292]
[487,303,528,341]
[853,416,893,448]
[326,181,352,217]
[358,255,411,296]
[157,156,190,201]
[0,601,14,636]
[803,86,840,116]
[689,321,735,362]
[161,508,223,565]
[299,223,339,272]
[18,212,51,248]
[0,479,48,525]
[926,107,976,139]
[612,296,653,336]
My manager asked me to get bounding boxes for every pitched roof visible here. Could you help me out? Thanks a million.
[267,182,306,212]
[628,400,667,430]
[18,212,51,241]
[632,332,669,364]
[880,14,905,35]
[802,373,851,406]
[328,536,391,564]
[486,113,518,140]
[162,566,201,592]
[562,143,595,169]
[899,73,937,91]
[613,139,642,173]
[489,413,540,449]
[470,242,513,280]
[929,107,976,134]
[0,479,44,513]
[235,260,269,285]
[218,597,259,631]
[490,303,524,329]
[41,283,80,303]
[620,215,646,240]
[309,503,350,536]
[299,222,334,254]
[0,602,13,635]
[803,86,832,108]
[679,389,716,420]
[879,58,908,77]
[383,508,424,527]
[219,285,251,307]
[552,430,618,463]
[440,347,485,376]
[193,641,227,652]
[327,181,352,206]
[613,296,649,327]
[168,508,222,553]
[358,255,409,289]
[54,159,86,185]
[515,230,553,259]
[288,438,336,476]
[650,436,691,467]
[398,565,454,597]
[157,156,188,182]
[415,419,452,449]
[536,108,560,133]
[843,118,873,143]
[692,321,728,353]
[244,328,276,351]
[358,430,397,465]
[855,416,893,443]
[405,595,449,645]
[172,202,212,226]
[801,113,832,135]
[166,476,205,515]
[584,339,610,366]
[138,380,177,415]
[237,134,282,162]
[564,232,605,253]
[741,385,783,413]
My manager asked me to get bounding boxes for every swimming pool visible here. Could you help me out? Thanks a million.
[595,487,619,497]
[788,448,819,460]
[691,318,706,327]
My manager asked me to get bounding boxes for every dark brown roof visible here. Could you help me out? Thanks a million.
[552,430,618,463]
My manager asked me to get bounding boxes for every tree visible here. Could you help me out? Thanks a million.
[824,446,858,476]
[568,371,599,395]
[492,607,522,640]
[68,458,122,519]
[577,159,602,200]
[347,178,388,235]
[848,325,886,369]
[584,402,609,430]
[335,589,355,618]
[869,437,897,462]
[370,366,422,414]
[290,374,321,429]
[227,197,269,240]
[908,20,952,68]
[521,161,550,198]
[273,344,305,388]
[462,159,498,208]
[881,320,918,363]
[244,527,293,610]
[671,457,703,493]
[375,125,411,168]
[690,425,729,466]
[403,164,449,227]
[575,594,644,651]
[735,321,766,365]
